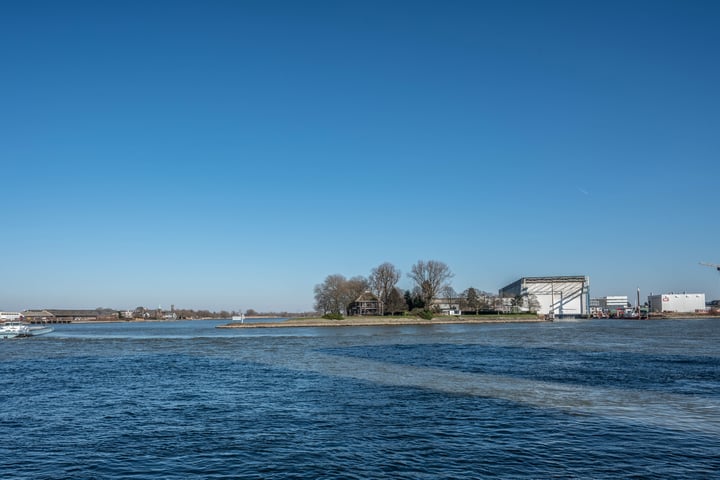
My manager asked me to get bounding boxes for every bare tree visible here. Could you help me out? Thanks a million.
[314,274,348,315]
[369,262,401,315]
[343,275,370,314]
[408,260,454,309]
[442,285,458,313]
[314,274,370,316]
[442,285,457,300]
[528,294,541,313]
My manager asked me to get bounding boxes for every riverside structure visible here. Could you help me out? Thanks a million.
[499,276,590,318]
[648,293,706,313]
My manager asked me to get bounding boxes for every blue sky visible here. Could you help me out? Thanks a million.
[2,0,719,312]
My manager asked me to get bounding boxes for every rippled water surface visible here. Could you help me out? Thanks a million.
[2,319,719,479]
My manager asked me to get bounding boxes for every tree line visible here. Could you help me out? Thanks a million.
[314,260,504,317]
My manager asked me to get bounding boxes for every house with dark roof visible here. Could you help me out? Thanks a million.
[349,291,382,316]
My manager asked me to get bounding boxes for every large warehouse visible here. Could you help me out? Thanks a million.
[499,276,590,318]
[648,293,706,313]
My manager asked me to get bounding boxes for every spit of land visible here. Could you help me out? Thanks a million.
[218,315,547,329]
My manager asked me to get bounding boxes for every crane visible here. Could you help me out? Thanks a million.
[700,262,720,272]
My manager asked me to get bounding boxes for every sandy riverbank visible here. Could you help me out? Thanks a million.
[217,315,548,329]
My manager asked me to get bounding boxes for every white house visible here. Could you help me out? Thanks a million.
[431,297,461,315]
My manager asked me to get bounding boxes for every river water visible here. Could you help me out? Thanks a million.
[1,318,719,479]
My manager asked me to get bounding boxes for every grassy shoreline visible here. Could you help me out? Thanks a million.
[217,315,547,329]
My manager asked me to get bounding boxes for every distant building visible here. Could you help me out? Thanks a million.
[590,296,628,315]
[46,309,101,322]
[495,297,513,314]
[430,297,461,315]
[349,291,382,316]
[648,293,706,313]
[0,312,23,321]
[499,276,590,317]
[22,310,56,322]
[22,309,118,323]
[600,296,629,308]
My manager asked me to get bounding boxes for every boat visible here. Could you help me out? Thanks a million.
[28,325,54,336]
[1,321,31,339]
[623,308,640,319]
[0,321,54,339]
[231,313,245,323]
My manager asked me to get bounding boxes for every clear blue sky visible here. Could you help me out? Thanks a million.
[2,0,719,312]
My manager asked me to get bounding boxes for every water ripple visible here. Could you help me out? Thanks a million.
[2,319,719,479]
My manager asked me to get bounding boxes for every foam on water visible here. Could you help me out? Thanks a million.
[273,352,720,435]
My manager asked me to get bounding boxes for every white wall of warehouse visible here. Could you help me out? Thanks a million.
[648,293,705,313]
[523,280,587,316]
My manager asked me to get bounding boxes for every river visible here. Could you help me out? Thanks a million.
[1,318,718,478]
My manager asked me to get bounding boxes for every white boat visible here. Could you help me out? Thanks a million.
[1,321,31,339]
[28,325,54,336]
[231,313,245,323]
[0,321,54,339]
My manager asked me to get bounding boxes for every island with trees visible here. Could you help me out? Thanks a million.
[221,259,545,328]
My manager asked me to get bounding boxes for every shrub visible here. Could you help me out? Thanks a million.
[411,308,434,320]
[322,312,344,320]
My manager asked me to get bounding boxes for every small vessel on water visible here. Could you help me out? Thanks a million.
[28,325,54,336]
[0,321,53,339]
[1,321,31,339]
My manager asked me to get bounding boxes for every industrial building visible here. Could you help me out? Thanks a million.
[499,276,590,318]
[599,296,628,309]
[590,296,629,316]
[648,293,706,313]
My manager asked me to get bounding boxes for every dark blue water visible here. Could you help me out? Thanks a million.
[2,319,719,479]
